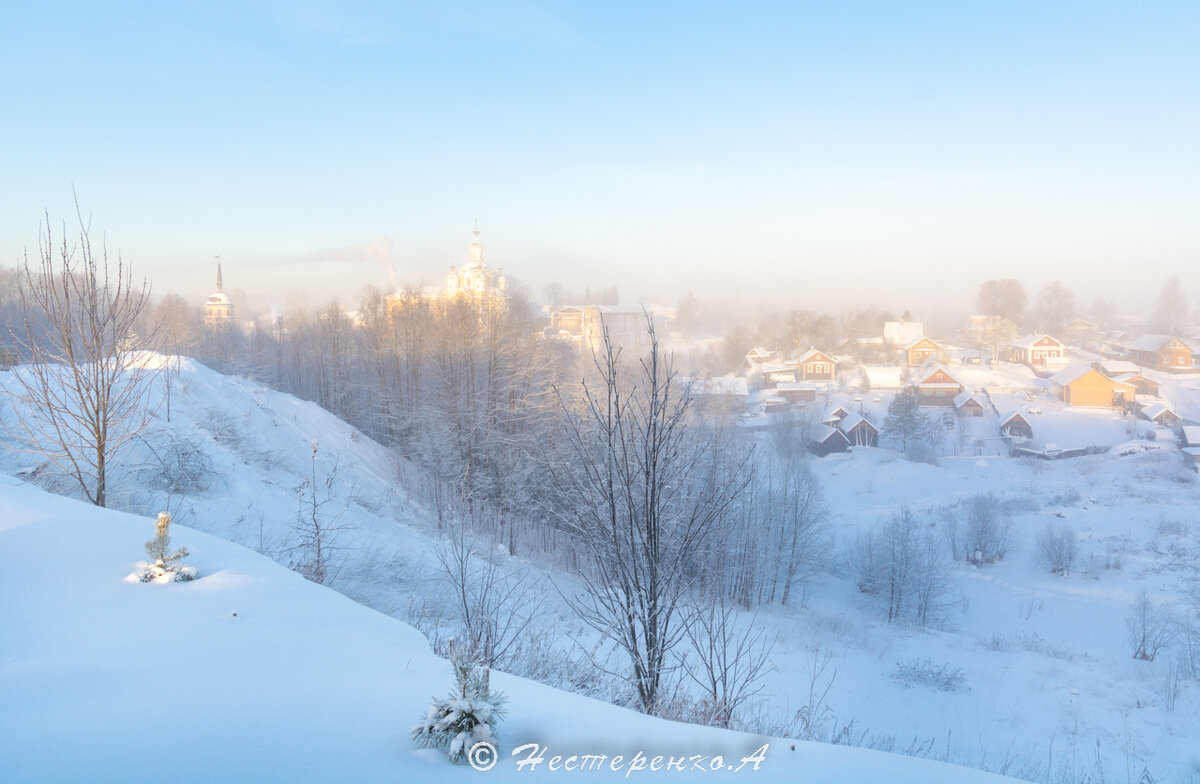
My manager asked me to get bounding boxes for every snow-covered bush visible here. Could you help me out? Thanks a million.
[851,508,961,627]
[1127,590,1174,662]
[411,645,507,763]
[136,512,196,582]
[955,494,1012,561]
[139,431,214,494]
[890,658,967,692]
[1036,522,1077,575]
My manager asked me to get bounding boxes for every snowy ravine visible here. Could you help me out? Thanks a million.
[0,477,1017,783]
[3,356,1200,780]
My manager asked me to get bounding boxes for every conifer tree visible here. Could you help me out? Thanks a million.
[140,512,195,582]
[410,643,507,763]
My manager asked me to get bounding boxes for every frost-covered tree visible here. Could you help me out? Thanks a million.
[976,279,1026,326]
[882,388,930,459]
[553,314,747,715]
[411,644,507,763]
[852,508,960,626]
[1127,590,1174,662]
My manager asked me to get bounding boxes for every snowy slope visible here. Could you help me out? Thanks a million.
[0,477,1018,784]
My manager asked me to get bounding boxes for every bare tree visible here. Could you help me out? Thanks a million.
[681,597,775,728]
[436,519,544,670]
[1127,590,1174,662]
[852,507,960,627]
[5,208,155,507]
[1153,276,1188,335]
[1036,522,1077,575]
[976,279,1026,326]
[1035,280,1075,334]
[553,314,747,714]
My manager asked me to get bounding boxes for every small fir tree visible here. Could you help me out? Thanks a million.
[139,512,195,582]
[411,643,507,763]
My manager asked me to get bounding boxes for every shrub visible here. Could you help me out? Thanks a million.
[890,658,967,692]
[1036,522,1077,575]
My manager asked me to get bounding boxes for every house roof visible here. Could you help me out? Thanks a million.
[999,410,1031,427]
[837,412,877,434]
[808,424,849,445]
[883,321,924,346]
[1127,334,1195,353]
[1139,403,1176,422]
[917,365,963,387]
[1100,360,1140,376]
[1050,365,1136,391]
[796,348,833,364]
[1181,426,1200,446]
[1009,333,1063,351]
[953,390,985,409]
[1049,364,1094,386]
[775,382,817,392]
[904,335,939,350]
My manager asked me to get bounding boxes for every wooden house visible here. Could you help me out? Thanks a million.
[953,390,987,417]
[1049,366,1135,408]
[807,424,850,457]
[1006,334,1068,369]
[683,376,748,415]
[916,366,964,407]
[837,412,879,447]
[744,346,775,369]
[1126,334,1196,371]
[775,382,817,403]
[1137,402,1180,427]
[904,336,942,367]
[794,348,836,381]
[1063,318,1098,345]
[999,411,1033,439]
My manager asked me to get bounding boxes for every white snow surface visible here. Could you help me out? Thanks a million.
[0,477,1015,784]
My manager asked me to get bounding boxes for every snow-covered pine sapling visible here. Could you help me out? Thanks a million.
[410,642,507,763]
[140,512,196,582]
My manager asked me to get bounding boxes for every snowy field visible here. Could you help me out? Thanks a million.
[3,357,1199,782]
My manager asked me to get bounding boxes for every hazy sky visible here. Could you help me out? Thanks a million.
[1,1,1197,316]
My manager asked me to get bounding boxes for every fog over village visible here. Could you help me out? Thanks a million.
[2,3,1199,784]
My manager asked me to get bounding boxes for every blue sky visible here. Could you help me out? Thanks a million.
[1,1,1197,314]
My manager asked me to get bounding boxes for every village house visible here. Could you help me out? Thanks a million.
[744,346,775,368]
[1126,334,1196,371]
[999,411,1034,439]
[792,348,836,381]
[807,424,850,457]
[953,390,987,417]
[681,376,748,416]
[1049,365,1136,408]
[837,412,879,447]
[905,336,943,367]
[1063,318,1098,346]
[915,366,964,407]
[1005,334,1068,369]
[1137,401,1181,427]
[775,382,818,403]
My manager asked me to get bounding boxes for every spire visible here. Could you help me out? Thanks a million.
[215,255,223,291]
[469,221,483,267]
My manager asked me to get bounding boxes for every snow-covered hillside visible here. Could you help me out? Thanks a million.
[0,477,1019,783]
[3,357,1199,781]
